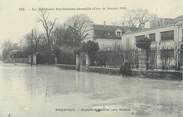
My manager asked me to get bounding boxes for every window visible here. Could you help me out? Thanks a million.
[116,31,121,37]
[115,29,122,37]
[135,35,146,42]
[135,35,145,40]
[160,30,174,41]
[149,33,155,41]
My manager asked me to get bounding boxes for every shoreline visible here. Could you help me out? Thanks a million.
[56,64,183,81]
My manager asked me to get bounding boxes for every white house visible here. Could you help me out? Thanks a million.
[86,24,137,50]
[122,21,183,69]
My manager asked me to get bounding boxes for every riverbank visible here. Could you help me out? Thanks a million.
[56,64,183,81]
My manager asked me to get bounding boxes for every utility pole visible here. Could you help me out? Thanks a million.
[31,29,33,66]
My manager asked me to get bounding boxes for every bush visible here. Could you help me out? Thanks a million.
[36,52,55,64]
[96,50,124,67]
[77,41,99,65]
[57,49,75,65]
[96,51,107,66]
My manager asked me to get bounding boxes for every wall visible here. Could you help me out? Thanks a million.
[122,25,183,69]
[122,26,178,49]
[96,38,122,49]
[56,64,183,81]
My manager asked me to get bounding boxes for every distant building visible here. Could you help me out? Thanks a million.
[150,15,183,28]
[7,49,29,63]
[87,24,137,50]
[122,21,183,69]
[150,18,176,28]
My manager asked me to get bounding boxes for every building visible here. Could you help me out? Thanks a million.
[7,49,29,63]
[150,15,183,28]
[122,21,183,69]
[87,24,136,50]
[149,18,176,28]
[76,24,137,69]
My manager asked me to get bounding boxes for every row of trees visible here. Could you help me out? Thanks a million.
[1,8,161,65]
[111,8,162,30]
[1,41,20,61]
[22,11,94,64]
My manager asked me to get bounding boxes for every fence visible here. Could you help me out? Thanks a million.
[95,49,139,68]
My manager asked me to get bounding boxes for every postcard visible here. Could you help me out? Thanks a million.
[0,0,183,117]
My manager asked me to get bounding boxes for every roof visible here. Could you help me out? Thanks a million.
[174,15,183,22]
[8,49,27,57]
[123,24,176,35]
[9,49,23,54]
[94,24,124,30]
[93,24,137,39]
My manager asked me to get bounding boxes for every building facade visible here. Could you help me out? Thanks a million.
[87,24,136,50]
[122,22,183,69]
[149,15,183,28]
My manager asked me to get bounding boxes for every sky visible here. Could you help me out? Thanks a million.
[0,0,183,45]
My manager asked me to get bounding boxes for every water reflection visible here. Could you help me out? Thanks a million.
[25,67,123,101]
[0,63,183,117]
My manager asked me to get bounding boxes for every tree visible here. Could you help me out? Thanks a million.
[51,14,94,59]
[136,36,152,70]
[122,9,157,29]
[32,29,42,53]
[52,25,78,49]
[1,40,20,60]
[23,29,42,55]
[52,25,66,47]
[64,14,93,48]
[79,41,99,65]
[37,10,57,51]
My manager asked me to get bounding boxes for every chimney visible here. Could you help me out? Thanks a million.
[122,22,125,26]
[104,21,106,25]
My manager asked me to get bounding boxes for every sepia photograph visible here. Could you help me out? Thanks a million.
[0,0,183,116]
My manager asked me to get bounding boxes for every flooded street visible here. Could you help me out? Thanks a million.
[0,63,183,117]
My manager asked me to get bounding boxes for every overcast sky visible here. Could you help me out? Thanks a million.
[0,0,183,45]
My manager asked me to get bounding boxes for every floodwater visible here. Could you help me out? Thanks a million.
[0,62,183,117]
